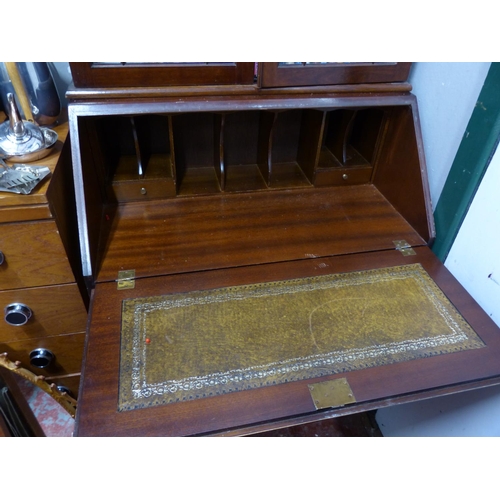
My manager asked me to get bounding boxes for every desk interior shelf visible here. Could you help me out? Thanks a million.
[80,105,399,202]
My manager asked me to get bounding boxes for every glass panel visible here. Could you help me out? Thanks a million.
[278,62,397,67]
[92,62,233,67]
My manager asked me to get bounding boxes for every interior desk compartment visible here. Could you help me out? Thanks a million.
[89,114,175,202]
[221,111,268,193]
[171,113,221,196]
[315,108,385,186]
[259,109,317,189]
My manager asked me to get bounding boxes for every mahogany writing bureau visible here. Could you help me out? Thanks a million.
[67,63,500,436]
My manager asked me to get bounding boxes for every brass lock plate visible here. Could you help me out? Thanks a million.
[308,378,356,410]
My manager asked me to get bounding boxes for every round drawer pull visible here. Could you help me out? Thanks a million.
[4,303,32,326]
[0,251,4,265]
[29,348,55,369]
[56,386,74,398]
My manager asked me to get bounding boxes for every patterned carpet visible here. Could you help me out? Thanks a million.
[18,379,74,437]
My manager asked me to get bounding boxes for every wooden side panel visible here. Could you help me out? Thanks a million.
[76,117,113,282]
[372,102,435,243]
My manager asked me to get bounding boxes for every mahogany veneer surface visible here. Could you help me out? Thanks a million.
[96,185,426,283]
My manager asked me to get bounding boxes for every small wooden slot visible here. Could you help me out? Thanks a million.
[96,115,175,202]
[223,111,267,193]
[315,108,385,186]
[267,110,314,189]
[172,113,221,196]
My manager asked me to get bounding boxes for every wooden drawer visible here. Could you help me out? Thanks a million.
[0,284,87,342]
[0,332,85,377]
[44,374,81,399]
[0,220,76,290]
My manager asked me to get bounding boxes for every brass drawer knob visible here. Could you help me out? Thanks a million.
[4,303,32,326]
[29,348,55,369]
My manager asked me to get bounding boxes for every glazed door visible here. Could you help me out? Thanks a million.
[258,62,412,88]
[69,63,256,88]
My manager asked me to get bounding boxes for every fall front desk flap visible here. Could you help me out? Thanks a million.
[118,263,484,411]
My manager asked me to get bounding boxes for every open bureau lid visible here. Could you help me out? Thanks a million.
[75,245,500,436]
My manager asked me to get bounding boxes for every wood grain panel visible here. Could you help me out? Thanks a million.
[96,185,426,283]
[0,220,76,290]
[373,104,435,243]
[66,83,413,101]
[0,284,87,342]
[0,205,53,224]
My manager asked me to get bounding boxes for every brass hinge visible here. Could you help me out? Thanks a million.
[117,270,135,290]
[308,378,356,410]
[393,240,417,256]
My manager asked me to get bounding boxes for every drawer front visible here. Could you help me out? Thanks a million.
[0,284,87,342]
[44,374,81,399]
[0,332,85,377]
[0,220,75,290]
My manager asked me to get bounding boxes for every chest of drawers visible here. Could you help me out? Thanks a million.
[0,123,88,397]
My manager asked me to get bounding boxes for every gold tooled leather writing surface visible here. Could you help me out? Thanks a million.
[118,264,485,411]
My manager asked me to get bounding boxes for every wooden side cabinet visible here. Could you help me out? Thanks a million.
[0,123,88,398]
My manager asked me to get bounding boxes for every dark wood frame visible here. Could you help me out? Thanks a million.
[259,62,412,88]
[69,63,255,88]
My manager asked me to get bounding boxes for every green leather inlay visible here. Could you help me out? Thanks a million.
[118,264,484,411]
